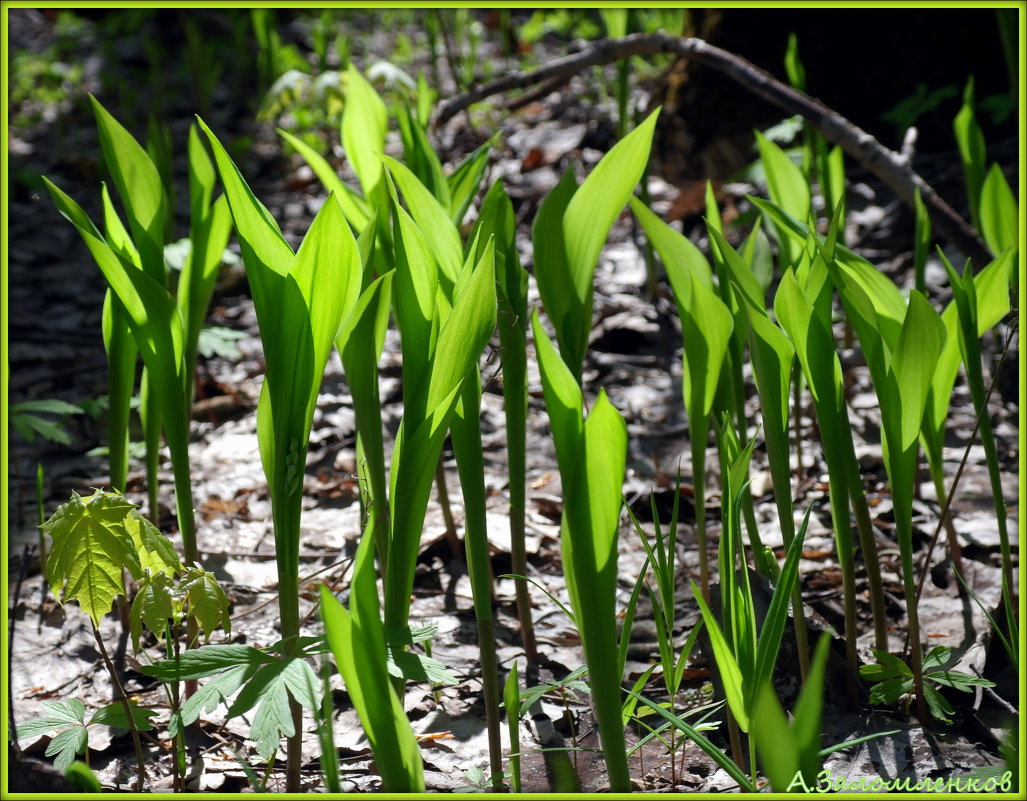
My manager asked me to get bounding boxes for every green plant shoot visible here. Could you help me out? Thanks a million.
[532,308,631,792]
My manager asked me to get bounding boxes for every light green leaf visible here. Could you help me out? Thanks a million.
[447,134,496,225]
[90,95,166,283]
[692,582,748,731]
[564,109,660,301]
[123,510,181,579]
[321,539,425,791]
[752,677,797,791]
[979,164,1017,257]
[884,291,946,451]
[342,64,388,203]
[384,155,463,286]
[130,571,176,651]
[44,176,189,458]
[755,130,810,225]
[278,128,371,230]
[752,505,809,690]
[629,196,714,306]
[953,78,986,230]
[41,490,142,626]
[182,567,232,643]
[755,130,810,268]
[63,761,102,792]
[680,273,733,420]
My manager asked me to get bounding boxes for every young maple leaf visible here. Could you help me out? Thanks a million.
[42,489,179,626]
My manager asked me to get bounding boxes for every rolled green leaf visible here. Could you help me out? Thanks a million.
[320,537,424,792]
[532,309,631,792]
[533,110,660,380]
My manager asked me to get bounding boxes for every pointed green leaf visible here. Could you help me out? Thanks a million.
[564,109,660,301]
[321,534,425,791]
[692,582,748,731]
[447,134,496,226]
[90,96,166,283]
[752,505,809,691]
[384,155,463,285]
[44,177,187,423]
[752,678,797,791]
[278,128,371,230]
[979,164,1017,256]
[680,273,733,419]
[953,78,986,230]
[884,291,947,451]
[629,196,714,307]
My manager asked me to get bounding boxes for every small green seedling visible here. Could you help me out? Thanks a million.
[320,528,425,793]
[40,488,226,789]
[860,646,995,723]
[16,699,156,773]
[532,308,631,792]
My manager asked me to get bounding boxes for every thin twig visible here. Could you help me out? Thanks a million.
[92,625,147,791]
[435,33,992,269]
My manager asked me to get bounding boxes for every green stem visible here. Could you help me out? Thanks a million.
[843,441,889,654]
[167,433,197,566]
[273,489,303,793]
[452,378,504,787]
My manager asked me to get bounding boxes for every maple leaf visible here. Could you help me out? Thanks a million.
[181,567,232,643]
[42,490,142,626]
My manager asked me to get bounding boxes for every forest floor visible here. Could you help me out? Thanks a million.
[6,8,1019,794]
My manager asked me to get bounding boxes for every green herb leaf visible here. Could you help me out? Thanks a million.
[16,699,87,741]
[87,701,157,732]
[46,727,89,773]
[868,677,912,705]
[140,644,277,682]
[922,683,955,723]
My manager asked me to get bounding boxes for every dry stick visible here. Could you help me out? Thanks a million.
[435,457,462,559]
[436,33,993,271]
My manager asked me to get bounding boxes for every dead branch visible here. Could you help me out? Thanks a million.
[435,32,993,270]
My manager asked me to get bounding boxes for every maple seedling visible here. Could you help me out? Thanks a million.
[38,489,229,791]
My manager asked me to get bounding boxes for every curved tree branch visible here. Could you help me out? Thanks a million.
[435,32,993,270]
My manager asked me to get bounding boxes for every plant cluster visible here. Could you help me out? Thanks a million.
[19,25,1017,795]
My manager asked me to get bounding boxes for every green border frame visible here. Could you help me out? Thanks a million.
[1,1,1024,798]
